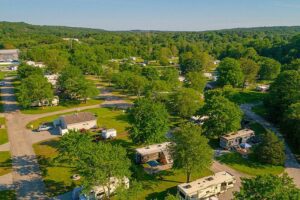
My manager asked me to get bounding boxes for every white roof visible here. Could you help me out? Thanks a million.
[178,171,235,195]
[221,129,254,141]
[0,49,19,54]
[136,142,171,156]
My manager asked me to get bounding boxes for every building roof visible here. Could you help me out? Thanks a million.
[61,112,96,125]
[178,171,235,195]
[0,49,19,54]
[221,129,254,141]
[136,142,171,156]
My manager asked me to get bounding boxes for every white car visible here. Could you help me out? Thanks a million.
[37,125,52,132]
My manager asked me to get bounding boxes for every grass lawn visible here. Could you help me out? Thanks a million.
[228,89,267,105]
[252,104,268,118]
[0,151,12,176]
[33,138,79,197]
[0,117,8,145]
[21,99,103,115]
[0,190,16,200]
[217,152,284,176]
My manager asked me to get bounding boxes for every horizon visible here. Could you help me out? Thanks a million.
[1,0,300,31]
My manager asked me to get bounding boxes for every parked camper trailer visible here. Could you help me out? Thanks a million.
[101,129,117,139]
[220,129,255,149]
[177,171,236,200]
[72,177,129,200]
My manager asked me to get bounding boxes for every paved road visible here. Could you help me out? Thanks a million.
[241,103,300,188]
[0,76,132,199]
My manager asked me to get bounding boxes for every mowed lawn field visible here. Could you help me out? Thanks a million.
[32,107,212,198]
[0,151,12,176]
[0,117,8,145]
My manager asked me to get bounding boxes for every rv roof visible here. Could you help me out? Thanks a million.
[135,142,171,156]
[178,171,235,195]
[221,129,254,141]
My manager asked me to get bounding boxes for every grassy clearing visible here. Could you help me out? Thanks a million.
[217,152,284,176]
[21,99,103,115]
[0,151,12,176]
[0,190,16,200]
[228,89,267,105]
[252,104,268,118]
[0,117,8,145]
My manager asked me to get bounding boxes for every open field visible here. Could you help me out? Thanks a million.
[217,152,284,176]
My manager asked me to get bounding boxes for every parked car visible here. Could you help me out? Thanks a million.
[37,125,52,132]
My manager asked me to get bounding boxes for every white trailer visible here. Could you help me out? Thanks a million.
[177,171,236,200]
[101,129,117,139]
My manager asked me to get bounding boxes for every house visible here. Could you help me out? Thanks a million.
[72,177,129,200]
[56,112,97,135]
[101,128,117,139]
[135,142,173,173]
[0,49,19,62]
[177,171,236,200]
[26,61,46,68]
[31,96,59,107]
[44,74,59,86]
[220,129,255,149]
[256,84,270,92]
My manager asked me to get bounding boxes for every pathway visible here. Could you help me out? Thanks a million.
[241,103,300,188]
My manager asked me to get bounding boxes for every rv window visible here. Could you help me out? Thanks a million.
[97,192,105,196]
[228,181,233,185]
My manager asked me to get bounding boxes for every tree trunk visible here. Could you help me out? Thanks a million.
[186,171,191,183]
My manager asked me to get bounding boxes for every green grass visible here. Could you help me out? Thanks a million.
[33,139,79,197]
[217,152,284,176]
[21,99,103,114]
[228,89,267,105]
[252,104,268,118]
[0,190,16,200]
[0,151,12,176]
[0,117,8,145]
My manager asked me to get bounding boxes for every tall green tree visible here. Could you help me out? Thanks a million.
[17,64,43,79]
[172,88,203,118]
[217,58,244,88]
[185,71,207,92]
[17,74,54,108]
[254,131,285,165]
[240,58,260,87]
[170,123,213,183]
[235,174,300,200]
[259,57,281,80]
[180,51,214,74]
[202,95,243,137]
[128,98,169,144]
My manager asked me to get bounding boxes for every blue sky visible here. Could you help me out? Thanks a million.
[1,0,300,31]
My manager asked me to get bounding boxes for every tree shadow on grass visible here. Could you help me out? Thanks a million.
[145,186,177,200]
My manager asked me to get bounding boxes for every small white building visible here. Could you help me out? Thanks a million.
[177,171,236,200]
[26,60,46,68]
[56,112,97,135]
[0,49,19,62]
[101,129,117,139]
[62,38,79,42]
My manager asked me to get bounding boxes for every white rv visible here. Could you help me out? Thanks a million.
[101,129,117,139]
[72,177,129,200]
[177,171,236,200]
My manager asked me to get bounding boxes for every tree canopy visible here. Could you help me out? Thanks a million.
[217,58,244,88]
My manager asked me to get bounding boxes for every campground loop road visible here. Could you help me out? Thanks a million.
[241,103,300,188]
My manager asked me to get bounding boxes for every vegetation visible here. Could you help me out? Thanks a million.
[128,98,169,144]
[0,151,12,176]
[217,58,244,87]
[217,152,284,176]
[0,117,8,145]
[0,190,16,200]
[235,174,300,200]
[202,95,243,137]
[254,131,285,166]
[170,123,213,183]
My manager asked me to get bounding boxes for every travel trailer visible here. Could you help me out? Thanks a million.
[220,129,255,149]
[177,171,236,200]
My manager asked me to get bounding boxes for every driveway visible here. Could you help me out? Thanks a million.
[0,76,132,199]
[241,103,300,188]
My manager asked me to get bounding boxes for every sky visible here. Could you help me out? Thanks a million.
[1,0,300,31]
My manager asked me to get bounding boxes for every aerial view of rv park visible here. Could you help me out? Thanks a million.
[0,1,300,200]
